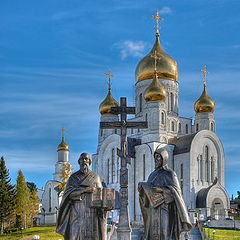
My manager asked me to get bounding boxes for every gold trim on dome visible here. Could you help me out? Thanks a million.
[144,72,167,102]
[57,128,69,152]
[194,65,215,113]
[99,72,119,115]
[135,11,178,82]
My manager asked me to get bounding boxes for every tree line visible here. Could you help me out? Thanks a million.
[0,156,39,234]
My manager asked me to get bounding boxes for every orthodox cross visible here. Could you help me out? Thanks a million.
[200,64,209,86]
[150,50,162,72]
[100,97,148,240]
[104,71,114,91]
[152,10,164,35]
[61,127,65,140]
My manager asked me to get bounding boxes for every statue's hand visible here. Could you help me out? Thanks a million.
[85,187,97,193]
[152,187,163,193]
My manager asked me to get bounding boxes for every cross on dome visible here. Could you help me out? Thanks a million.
[200,64,209,86]
[104,71,114,91]
[61,127,65,140]
[152,10,164,35]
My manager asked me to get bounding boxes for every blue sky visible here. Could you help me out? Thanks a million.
[0,0,239,197]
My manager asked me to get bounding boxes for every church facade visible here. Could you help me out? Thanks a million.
[93,20,230,223]
[36,134,71,225]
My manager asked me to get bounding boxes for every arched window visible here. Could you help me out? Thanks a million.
[196,123,199,132]
[49,188,52,212]
[143,154,146,181]
[211,157,214,182]
[178,123,181,133]
[112,148,115,183]
[161,112,165,124]
[107,159,110,184]
[211,122,214,132]
[170,92,174,111]
[185,124,188,134]
[171,121,175,132]
[145,113,148,122]
[139,93,143,112]
[117,157,120,183]
[180,164,183,193]
[200,155,203,181]
[205,146,209,182]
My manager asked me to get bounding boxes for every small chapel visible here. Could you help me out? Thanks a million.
[92,11,230,223]
[36,131,71,225]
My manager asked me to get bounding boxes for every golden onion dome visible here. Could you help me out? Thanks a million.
[99,90,119,115]
[57,137,69,152]
[135,34,178,82]
[144,72,167,102]
[194,84,215,113]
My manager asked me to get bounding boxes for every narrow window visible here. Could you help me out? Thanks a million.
[170,92,174,111]
[171,121,175,132]
[117,157,120,183]
[205,146,209,182]
[185,124,188,134]
[143,154,146,181]
[112,149,115,183]
[200,155,203,181]
[145,113,148,122]
[107,159,110,184]
[211,122,214,131]
[131,129,134,134]
[196,123,199,132]
[178,123,181,133]
[100,129,103,136]
[114,129,117,134]
[161,112,165,124]
[139,93,143,112]
[49,188,52,212]
[211,157,214,182]
[180,164,183,193]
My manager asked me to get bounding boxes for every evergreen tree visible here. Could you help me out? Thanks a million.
[0,157,15,234]
[27,182,37,192]
[27,182,39,226]
[15,170,30,229]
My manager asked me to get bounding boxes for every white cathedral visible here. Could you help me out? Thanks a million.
[92,20,230,223]
[36,15,230,226]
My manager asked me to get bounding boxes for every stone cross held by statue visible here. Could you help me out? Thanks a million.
[100,97,148,240]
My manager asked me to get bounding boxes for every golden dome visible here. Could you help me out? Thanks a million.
[135,34,178,82]
[194,84,215,113]
[99,90,119,115]
[144,72,167,102]
[57,138,69,152]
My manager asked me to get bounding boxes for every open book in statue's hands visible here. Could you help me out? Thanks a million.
[91,188,115,210]
[139,182,165,208]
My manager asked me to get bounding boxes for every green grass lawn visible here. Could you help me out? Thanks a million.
[0,226,63,240]
[204,228,240,240]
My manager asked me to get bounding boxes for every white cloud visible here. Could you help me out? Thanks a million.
[159,6,172,15]
[115,40,148,60]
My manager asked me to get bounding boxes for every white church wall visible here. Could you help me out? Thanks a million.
[190,130,224,192]
[97,134,120,182]
[174,153,191,208]
[178,117,192,136]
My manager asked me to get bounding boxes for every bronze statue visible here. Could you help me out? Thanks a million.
[138,148,192,240]
[56,153,114,240]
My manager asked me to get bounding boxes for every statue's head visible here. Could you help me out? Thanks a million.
[78,152,92,173]
[154,148,169,169]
